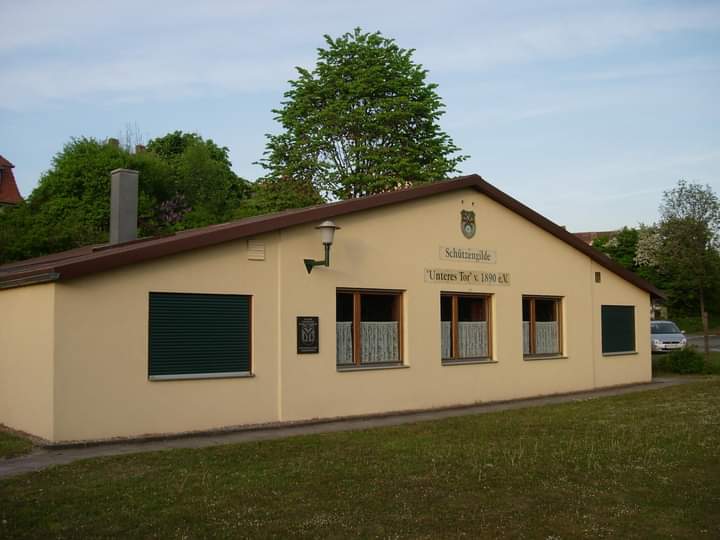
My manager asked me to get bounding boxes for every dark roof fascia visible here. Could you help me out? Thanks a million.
[0,174,664,298]
[0,176,481,284]
[0,272,60,290]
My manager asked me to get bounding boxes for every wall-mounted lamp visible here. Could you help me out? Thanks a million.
[304,220,341,274]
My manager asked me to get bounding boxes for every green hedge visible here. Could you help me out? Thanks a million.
[653,348,720,375]
[654,348,704,374]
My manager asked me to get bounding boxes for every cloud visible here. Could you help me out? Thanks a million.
[1,0,719,111]
[417,3,720,72]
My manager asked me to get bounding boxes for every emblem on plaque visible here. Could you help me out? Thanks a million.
[461,210,476,239]
[297,316,319,354]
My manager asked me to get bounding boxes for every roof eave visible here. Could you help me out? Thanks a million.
[0,272,60,290]
[0,174,664,298]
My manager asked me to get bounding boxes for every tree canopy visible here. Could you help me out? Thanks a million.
[656,181,720,358]
[593,181,720,349]
[0,133,252,264]
[259,28,467,199]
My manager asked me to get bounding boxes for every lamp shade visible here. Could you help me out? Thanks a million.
[316,220,340,245]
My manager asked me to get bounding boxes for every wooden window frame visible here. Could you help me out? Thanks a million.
[522,295,563,357]
[441,292,493,363]
[337,288,404,367]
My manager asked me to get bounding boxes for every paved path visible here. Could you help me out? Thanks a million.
[0,377,699,479]
[687,334,720,352]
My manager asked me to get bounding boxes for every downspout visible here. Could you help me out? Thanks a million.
[276,230,284,422]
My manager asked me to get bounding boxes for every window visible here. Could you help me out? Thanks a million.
[148,292,251,379]
[651,321,680,334]
[522,296,562,356]
[336,290,402,367]
[441,293,491,362]
[601,305,635,354]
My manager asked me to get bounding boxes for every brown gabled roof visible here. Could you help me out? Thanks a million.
[0,155,23,205]
[0,174,664,297]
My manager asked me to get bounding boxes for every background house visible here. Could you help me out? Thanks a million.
[0,155,23,209]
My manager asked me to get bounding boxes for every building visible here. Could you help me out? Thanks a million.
[0,172,662,444]
[0,155,23,208]
[574,230,619,245]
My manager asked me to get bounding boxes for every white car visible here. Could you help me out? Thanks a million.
[651,320,687,352]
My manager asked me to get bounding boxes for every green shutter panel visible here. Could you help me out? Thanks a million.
[149,293,250,377]
[601,305,635,354]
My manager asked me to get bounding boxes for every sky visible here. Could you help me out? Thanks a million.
[1,0,719,231]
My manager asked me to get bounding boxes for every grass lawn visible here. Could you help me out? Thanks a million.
[2,381,720,539]
[0,430,33,460]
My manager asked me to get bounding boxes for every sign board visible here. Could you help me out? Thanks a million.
[297,316,319,354]
[425,268,511,286]
[439,246,496,264]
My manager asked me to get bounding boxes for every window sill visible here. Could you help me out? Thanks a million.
[337,364,408,373]
[602,351,638,357]
[149,372,254,381]
[523,355,567,361]
[442,358,497,366]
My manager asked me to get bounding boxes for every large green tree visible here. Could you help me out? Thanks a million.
[0,133,251,264]
[235,177,323,218]
[656,181,720,359]
[592,226,667,290]
[592,227,640,270]
[259,28,467,199]
[634,180,720,359]
[146,131,252,229]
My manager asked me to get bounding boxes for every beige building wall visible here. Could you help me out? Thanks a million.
[2,187,652,443]
[591,261,651,387]
[52,238,281,442]
[277,188,649,422]
[0,283,55,440]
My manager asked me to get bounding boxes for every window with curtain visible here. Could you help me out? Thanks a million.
[522,296,562,356]
[336,290,402,367]
[441,293,491,362]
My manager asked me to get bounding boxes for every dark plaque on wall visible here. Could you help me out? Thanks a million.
[297,316,319,354]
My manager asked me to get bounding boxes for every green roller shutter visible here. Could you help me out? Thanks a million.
[149,292,250,378]
[601,305,635,354]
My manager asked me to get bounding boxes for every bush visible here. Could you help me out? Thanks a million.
[670,314,720,334]
[655,347,705,374]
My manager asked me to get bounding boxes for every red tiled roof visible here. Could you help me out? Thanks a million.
[574,230,618,245]
[0,155,23,205]
[0,174,664,298]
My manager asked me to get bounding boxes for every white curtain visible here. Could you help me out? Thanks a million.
[336,322,353,365]
[458,321,488,358]
[441,321,452,359]
[361,322,399,363]
[442,321,488,359]
[523,321,558,354]
[336,321,400,364]
[535,322,559,354]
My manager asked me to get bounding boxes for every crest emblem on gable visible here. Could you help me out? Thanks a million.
[461,210,476,239]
